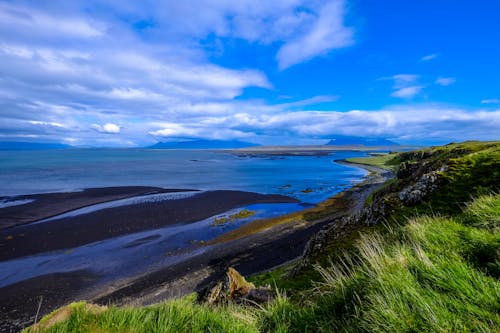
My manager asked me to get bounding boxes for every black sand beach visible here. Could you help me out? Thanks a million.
[0,189,298,261]
[0,163,392,332]
[0,186,186,230]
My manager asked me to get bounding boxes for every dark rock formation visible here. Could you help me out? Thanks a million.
[199,267,274,306]
[291,150,452,276]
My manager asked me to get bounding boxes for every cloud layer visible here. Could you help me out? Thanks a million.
[0,1,498,146]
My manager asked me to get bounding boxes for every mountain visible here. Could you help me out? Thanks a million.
[148,140,259,149]
[0,141,71,150]
[326,136,399,146]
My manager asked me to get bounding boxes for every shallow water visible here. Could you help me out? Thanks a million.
[0,202,304,287]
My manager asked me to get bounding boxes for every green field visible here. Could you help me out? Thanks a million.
[345,153,400,170]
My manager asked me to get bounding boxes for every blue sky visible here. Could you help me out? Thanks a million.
[0,0,499,146]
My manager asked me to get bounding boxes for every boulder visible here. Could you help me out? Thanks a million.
[202,267,274,305]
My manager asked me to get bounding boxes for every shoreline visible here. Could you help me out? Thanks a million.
[0,161,392,332]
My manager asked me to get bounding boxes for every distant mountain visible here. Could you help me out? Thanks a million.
[148,140,259,149]
[326,136,399,146]
[0,141,71,150]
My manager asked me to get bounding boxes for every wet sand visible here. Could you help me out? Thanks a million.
[0,190,298,261]
[0,186,189,230]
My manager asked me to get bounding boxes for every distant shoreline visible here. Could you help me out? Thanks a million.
[222,145,417,156]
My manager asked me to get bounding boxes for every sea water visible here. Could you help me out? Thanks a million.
[0,149,370,203]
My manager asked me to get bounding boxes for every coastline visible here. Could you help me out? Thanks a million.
[0,161,392,332]
[92,160,393,306]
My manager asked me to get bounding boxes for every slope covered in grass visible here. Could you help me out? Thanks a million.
[345,152,401,170]
[260,194,500,332]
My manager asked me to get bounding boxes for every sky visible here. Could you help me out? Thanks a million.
[0,0,499,147]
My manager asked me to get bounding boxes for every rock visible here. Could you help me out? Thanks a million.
[227,267,255,299]
[398,171,441,205]
[245,287,274,304]
[202,267,274,306]
[397,161,420,179]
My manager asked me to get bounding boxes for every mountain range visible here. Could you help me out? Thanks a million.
[148,140,259,149]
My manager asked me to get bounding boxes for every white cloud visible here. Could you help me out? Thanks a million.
[392,74,419,84]
[146,103,500,144]
[92,123,121,134]
[421,54,437,61]
[391,86,424,99]
[384,74,423,99]
[0,2,104,41]
[221,105,500,143]
[481,99,500,104]
[435,77,456,86]
[149,122,252,140]
[276,0,354,69]
[28,120,66,128]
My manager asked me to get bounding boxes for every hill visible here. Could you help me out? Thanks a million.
[326,135,399,146]
[148,139,259,149]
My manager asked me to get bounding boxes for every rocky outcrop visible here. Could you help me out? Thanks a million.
[291,153,450,276]
[398,170,441,205]
[200,267,274,305]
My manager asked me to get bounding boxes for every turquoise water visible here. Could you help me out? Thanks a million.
[0,149,369,203]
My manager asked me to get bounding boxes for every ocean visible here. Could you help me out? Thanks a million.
[0,148,369,203]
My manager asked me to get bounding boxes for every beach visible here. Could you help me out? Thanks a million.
[0,160,392,332]
[0,189,298,261]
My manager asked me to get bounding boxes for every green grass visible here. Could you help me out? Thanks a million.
[425,143,500,214]
[257,194,500,332]
[345,153,400,170]
[26,295,258,333]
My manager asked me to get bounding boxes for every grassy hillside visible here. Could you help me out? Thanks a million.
[26,141,500,333]
[345,152,401,170]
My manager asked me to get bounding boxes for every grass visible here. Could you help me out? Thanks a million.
[26,295,258,333]
[345,153,400,170]
[256,194,500,332]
